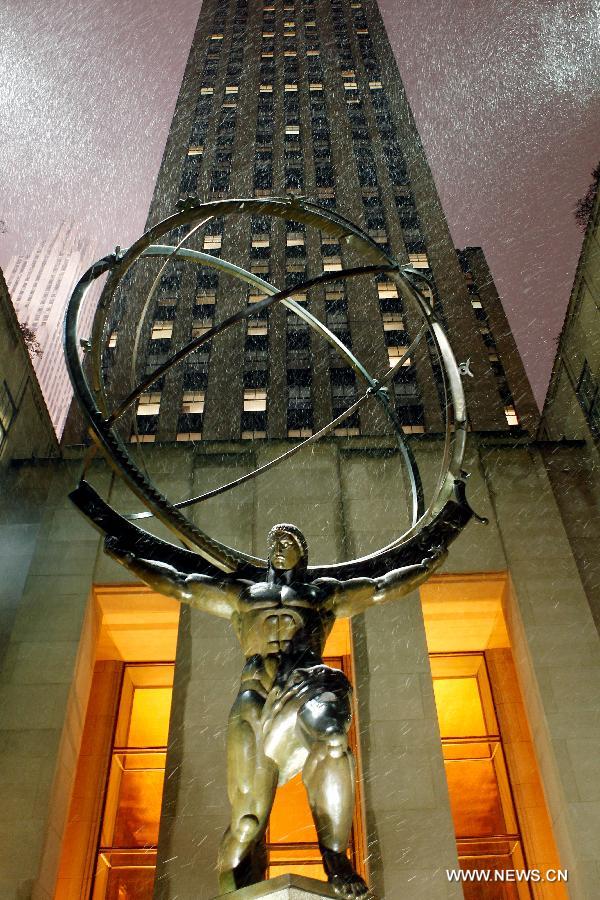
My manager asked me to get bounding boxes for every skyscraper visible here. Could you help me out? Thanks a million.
[5,222,99,437]
[104,0,538,449]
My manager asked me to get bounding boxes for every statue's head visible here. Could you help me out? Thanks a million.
[267,523,308,574]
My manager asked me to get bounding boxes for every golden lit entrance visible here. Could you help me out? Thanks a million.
[421,573,567,900]
[431,653,529,897]
[60,594,364,900]
[92,664,173,900]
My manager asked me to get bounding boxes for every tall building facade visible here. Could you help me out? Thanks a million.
[2,4,600,900]
[539,186,600,628]
[104,0,537,448]
[5,222,99,437]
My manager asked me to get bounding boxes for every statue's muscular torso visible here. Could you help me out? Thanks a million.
[231,580,336,697]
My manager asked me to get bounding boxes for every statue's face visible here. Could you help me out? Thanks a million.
[269,531,302,571]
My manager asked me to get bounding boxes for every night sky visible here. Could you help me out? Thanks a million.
[1,0,598,406]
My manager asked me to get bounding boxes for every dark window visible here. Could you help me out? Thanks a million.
[577,361,598,415]
[177,412,203,432]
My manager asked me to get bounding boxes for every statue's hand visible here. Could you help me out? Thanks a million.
[421,543,446,568]
[104,534,134,563]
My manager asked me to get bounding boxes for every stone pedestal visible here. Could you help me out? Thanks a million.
[214,875,339,899]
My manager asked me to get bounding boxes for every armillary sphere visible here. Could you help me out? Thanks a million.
[65,197,478,580]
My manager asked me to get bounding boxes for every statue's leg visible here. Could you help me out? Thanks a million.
[298,692,370,898]
[218,689,278,894]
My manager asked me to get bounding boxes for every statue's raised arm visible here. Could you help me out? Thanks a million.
[318,545,447,618]
[104,535,240,619]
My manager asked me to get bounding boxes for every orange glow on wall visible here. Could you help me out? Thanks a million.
[422,574,567,899]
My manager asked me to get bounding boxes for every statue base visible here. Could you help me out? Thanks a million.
[214,874,339,899]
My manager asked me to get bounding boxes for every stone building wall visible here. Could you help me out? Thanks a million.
[0,438,599,898]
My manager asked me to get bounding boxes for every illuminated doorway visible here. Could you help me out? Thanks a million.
[92,663,173,900]
[421,573,567,900]
[431,653,529,898]
[57,592,365,899]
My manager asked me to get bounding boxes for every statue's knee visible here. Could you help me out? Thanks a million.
[298,691,351,748]
[324,731,348,758]
[233,813,260,843]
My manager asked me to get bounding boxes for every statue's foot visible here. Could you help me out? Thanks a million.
[320,846,371,898]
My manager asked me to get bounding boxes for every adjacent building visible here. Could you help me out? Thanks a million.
[539,185,600,628]
[5,222,99,437]
[1,3,599,900]
[0,268,57,469]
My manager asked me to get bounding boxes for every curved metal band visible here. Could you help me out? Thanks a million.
[64,196,467,575]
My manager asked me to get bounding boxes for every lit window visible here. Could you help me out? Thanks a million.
[129,433,156,443]
[317,186,334,199]
[284,83,298,91]
[250,263,270,274]
[247,322,268,336]
[260,84,273,93]
[430,653,530,882]
[244,389,267,412]
[287,428,313,438]
[187,145,204,156]
[210,33,224,40]
[182,391,205,414]
[200,86,214,95]
[369,81,382,90]
[262,31,275,38]
[285,125,300,135]
[356,27,368,34]
[249,290,268,303]
[107,331,118,349]
[382,313,404,330]
[252,236,270,248]
[323,257,342,272]
[286,233,305,247]
[471,299,483,309]
[369,229,387,244]
[225,85,239,94]
[290,292,307,303]
[309,82,323,91]
[504,406,519,427]
[191,321,212,338]
[151,321,173,340]
[334,426,361,436]
[203,234,222,251]
[306,49,320,56]
[388,346,411,367]
[378,282,398,300]
[284,50,297,57]
[408,252,430,269]
[261,51,274,58]
[344,82,358,91]
[90,663,173,897]
[196,292,216,305]
[176,431,202,441]
[137,393,161,416]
